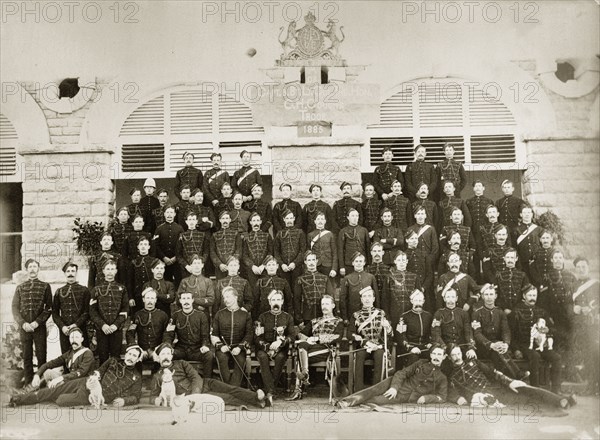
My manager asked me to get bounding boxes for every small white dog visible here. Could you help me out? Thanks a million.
[529,318,553,352]
[159,368,177,407]
[171,394,225,425]
[86,371,105,409]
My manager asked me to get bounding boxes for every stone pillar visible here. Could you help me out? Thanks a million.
[20,147,115,282]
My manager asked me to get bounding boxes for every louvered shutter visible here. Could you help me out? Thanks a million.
[419,136,465,163]
[169,143,214,172]
[0,113,18,176]
[468,88,516,127]
[120,96,164,136]
[218,97,263,133]
[121,144,165,172]
[170,90,213,135]
[369,90,414,129]
[470,135,516,163]
[369,137,414,166]
[418,83,463,128]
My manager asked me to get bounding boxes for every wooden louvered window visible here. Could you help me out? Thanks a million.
[0,113,19,180]
[118,87,264,178]
[367,78,522,171]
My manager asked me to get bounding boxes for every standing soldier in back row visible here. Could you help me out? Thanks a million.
[175,151,203,200]
[373,146,405,200]
[436,143,467,200]
[232,150,262,203]
[495,180,525,235]
[405,145,437,202]
[333,182,363,230]
[203,152,230,209]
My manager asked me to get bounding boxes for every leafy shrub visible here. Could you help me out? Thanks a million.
[72,218,105,256]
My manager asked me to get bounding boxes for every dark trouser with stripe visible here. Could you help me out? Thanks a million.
[340,376,418,406]
[96,327,122,365]
[20,326,47,385]
[202,378,259,407]
[215,350,247,387]
[13,378,88,407]
[256,349,288,394]
[173,345,214,378]
[522,348,562,393]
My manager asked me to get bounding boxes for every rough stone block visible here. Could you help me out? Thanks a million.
[49,127,63,136]
[52,136,79,144]
[47,119,68,128]
[62,126,81,136]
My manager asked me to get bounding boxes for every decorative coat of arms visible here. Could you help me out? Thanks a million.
[279,12,345,61]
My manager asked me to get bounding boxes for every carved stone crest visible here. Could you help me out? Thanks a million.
[279,12,345,61]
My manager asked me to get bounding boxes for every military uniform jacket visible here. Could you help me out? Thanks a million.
[482,243,510,282]
[107,220,133,255]
[338,225,370,267]
[399,309,432,349]
[98,357,142,405]
[406,247,429,288]
[150,205,167,234]
[448,359,511,403]
[307,229,338,270]
[203,167,230,205]
[128,255,156,300]
[127,308,169,350]
[175,166,203,196]
[361,197,382,233]
[340,271,380,321]
[439,199,472,232]
[215,275,253,314]
[232,166,262,196]
[512,301,553,350]
[214,196,234,218]
[89,281,129,328]
[302,315,345,341]
[209,228,242,267]
[436,271,480,310]
[440,224,476,252]
[151,360,202,397]
[242,199,273,232]
[432,306,475,349]
[122,230,154,261]
[471,305,511,348]
[405,160,437,199]
[384,194,411,232]
[411,199,439,227]
[495,195,524,232]
[143,278,176,309]
[367,263,392,298]
[213,308,253,349]
[254,275,293,317]
[178,274,215,312]
[530,247,554,287]
[52,282,90,329]
[493,267,529,310]
[406,224,439,265]
[164,308,210,348]
[242,230,273,268]
[176,230,209,266]
[229,208,251,234]
[256,310,295,351]
[511,222,542,266]
[385,269,420,326]
[295,270,335,323]
[373,162,405,197]
[303,199,336,234]
[466,195,494,235]
[333,197,363,230]
[349,307,391,345]
[126,203,143,223]
[274,227,306,266]
[272,199,303,234]
[154,221,184,259]
[140,195,160,231]
[175,200,194,229]
[545,269,576,329]
[87,250,127,289]
[12,278,52,326]
[437,159,467,194]
[37,347,95,382]
[188,204,216,232]
[390,359,447,402]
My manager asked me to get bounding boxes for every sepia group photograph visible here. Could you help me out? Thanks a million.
[0,0,598,438]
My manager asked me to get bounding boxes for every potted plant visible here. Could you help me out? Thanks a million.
[1,322,24,394]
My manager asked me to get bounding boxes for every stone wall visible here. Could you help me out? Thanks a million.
[19,83,115,281]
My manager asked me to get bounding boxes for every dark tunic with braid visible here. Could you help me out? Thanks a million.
[126,308,169,350]
[333,197,363,230]
[242,230,273,268]
[303,199,336,234]
[242,199,273,232]
[254,274,293,317]
[272,198,303,234]
[294,270,334,323]
[385,268,419,327]
[384,194,411,232]
[176,230,209,267]
[52,282,90,330]
[361,197,382,233]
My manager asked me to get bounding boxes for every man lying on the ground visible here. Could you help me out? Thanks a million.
[446,344,576,409]
[149,342,269,408]
[335,343,448,408]
[9,344,144,408]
